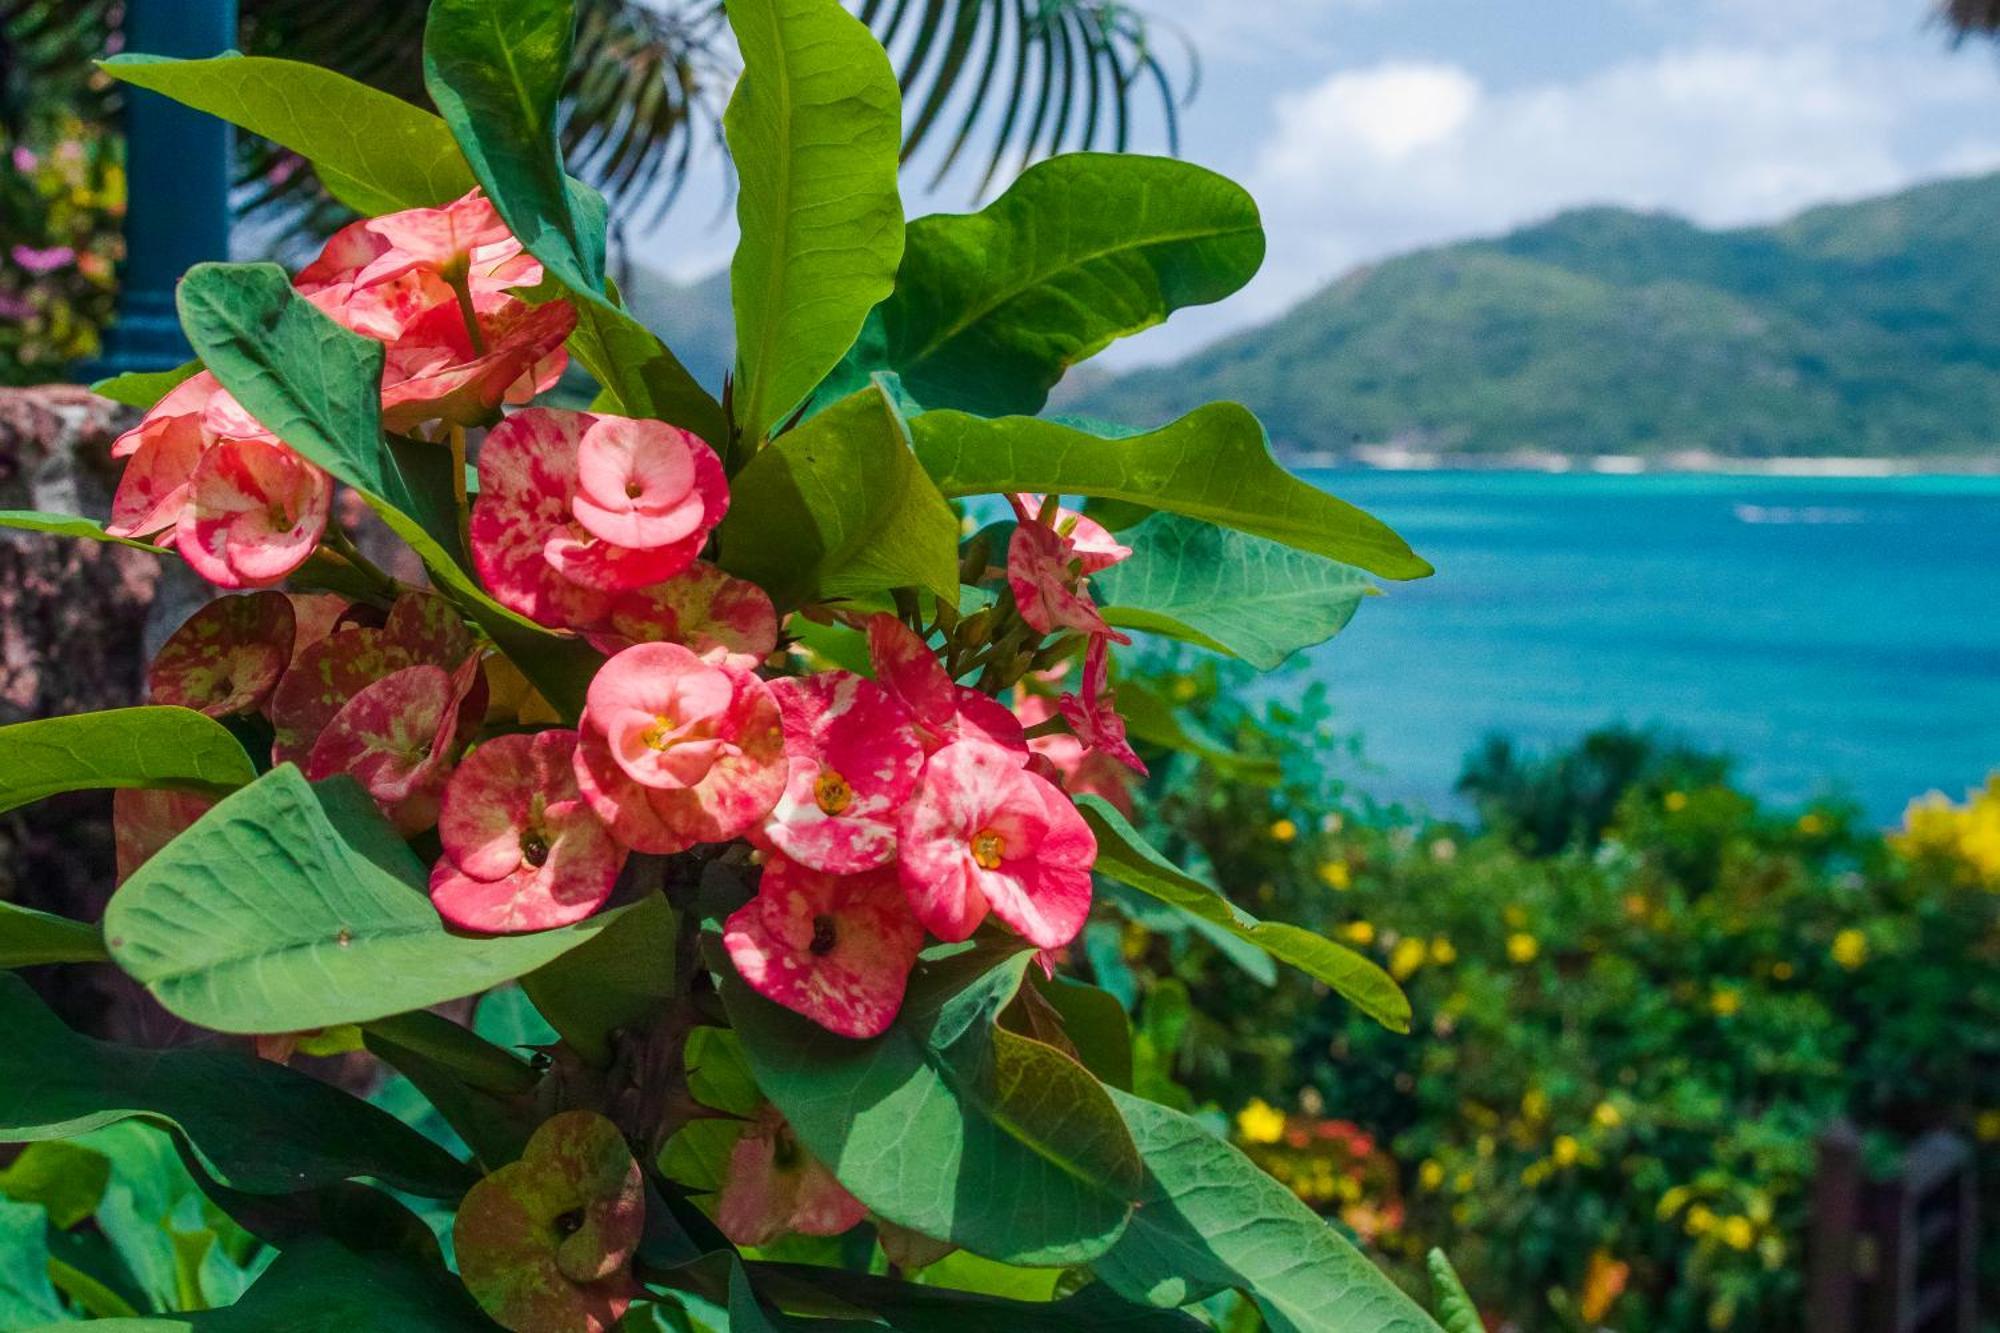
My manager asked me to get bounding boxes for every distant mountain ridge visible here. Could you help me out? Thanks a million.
[622,173,2000,461]
[1073,172,2000,461]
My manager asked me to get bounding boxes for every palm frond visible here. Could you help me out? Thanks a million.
[1944,0,2000,34]
[6,0,1192,233]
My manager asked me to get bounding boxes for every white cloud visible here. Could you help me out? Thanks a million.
[1114,39,1997,357]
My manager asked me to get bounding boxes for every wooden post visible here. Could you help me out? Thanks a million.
[1810,1120,1863,1333]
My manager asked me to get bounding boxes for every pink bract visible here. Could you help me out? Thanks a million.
[270,592,480,767]
[1009,493,1132,573]
[431,731,626,934]
[569,416,723,551]
[147,592,296,718]
[584,562,778,672]
[864,614,1027,756]
[724,856,924,1038]
[113,787,215,884]
[756,672,924,875]
[716,1107,866,1248]
[573,643,787,855]
[1017,694,1138,815]
[1057,637,1146,775]
[378,297,576,432]
[896,740,1097,949]
[305,662,461,803]
[176,435,332,589]
[1006,517,1129,644]
[106,409,205,542]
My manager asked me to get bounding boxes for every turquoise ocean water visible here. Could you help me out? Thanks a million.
[1290,471,2000,824]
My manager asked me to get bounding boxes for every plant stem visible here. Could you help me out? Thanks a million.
[448,424,471,552]
[320,524,400,602]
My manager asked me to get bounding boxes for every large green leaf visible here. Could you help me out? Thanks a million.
[0,510,167,553]
[176,261,601,715]
[1427,1251,1484,1333]
[838,154,1263,416]
[908,404,1432,581]
[104,767,644,1034]
[17,1237,495,1332]
[1112,678,1281,786]
[1093,514,1373,669]
[0,1196,67,1326]
[744,1263,1206,1331]
[1097,1090,1443,1333]
[715,383,959,606]
[724,0,905,443]
[0,708,255,815]
[0,973,470,1199]
[0,902,108,967]
[100,54,473,215]
[521,891,677,1067]
[719,942,1142,1266]
[1076,797,1410,1033]
[422,0,601,297]
[423,2,726,443]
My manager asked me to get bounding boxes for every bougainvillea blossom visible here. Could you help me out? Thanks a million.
[454,1111,644,1333]
[864,613,1026,756]
[897,740,1098,948]
[431,731,626,934]
[756,673,924,875]
[572,643,786,854]
[724,857,924,1038]
[1057,638,1146,775]
[716,1107,866,1248]
[1006,515,1130,644]
[471,409,729,630]
[582,563,778,672]
[146,592,296,717]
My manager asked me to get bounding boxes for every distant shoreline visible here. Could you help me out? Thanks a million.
[1284,446,2000,476]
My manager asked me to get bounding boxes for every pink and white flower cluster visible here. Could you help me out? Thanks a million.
[106,190,572,589]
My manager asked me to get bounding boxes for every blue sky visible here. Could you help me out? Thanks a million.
[636,0,2000,364]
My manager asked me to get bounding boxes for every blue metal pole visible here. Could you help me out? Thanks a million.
[86,0,238,376]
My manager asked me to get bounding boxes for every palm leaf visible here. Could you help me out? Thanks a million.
[6,0,1193,233]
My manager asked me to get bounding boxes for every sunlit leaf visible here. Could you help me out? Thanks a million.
[0,708,255,816]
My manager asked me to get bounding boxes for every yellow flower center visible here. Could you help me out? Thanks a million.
[640,713,676,750]
[971,828,1006,870]
[813,770,854,816]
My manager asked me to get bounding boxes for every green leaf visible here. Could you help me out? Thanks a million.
[719,942,1142,1266]
[0,1142,111,1229]
[0,901,109,967]
[1427,1250,1483,1333]
[0,973,470,1199]
[521,890,677,1066]
[1098,1091,1444,1333]
[1113,679,1281,786]
[724,0,905,443]
[909,404,1431,580]
[0,1196,67,1326]
[17,1237,496,1332]
[90,361,200,410]
[0,707,256,815]
[422,0,602,296]
[746,1262,1207,1331]
[0,509,167,553]
[716,383,959,606]
[838,154,1263,416]
[1093,515,1373,669]
[104,767,647,1034]
[1032,975,1134,1093]
[1076,797,1410,1032]
[99,54,474,215]
[175,260,601,716]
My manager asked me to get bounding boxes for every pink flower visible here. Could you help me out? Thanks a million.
[756,673,924,875]
[583,562,778,673]
[10,244,75,275]
[572,643,786,855]
[305,659,481,832]
[147,592,296,718]
[430,730,627,933]
[1007,517,1129,645]
[296,190,572,429]
[1010,494,1132,573]
[716,1107,866,1248]
[1016,694,1138,816]
[864,614,1026,756]
[471,409,728,630]
[106,373,333,589]
[1057,638,1146,775]
[724,856,924,1038]
[176,435,333,589]
[896,740,1097,949]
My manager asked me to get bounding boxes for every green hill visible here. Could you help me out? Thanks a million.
[1073,172,2000,460]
